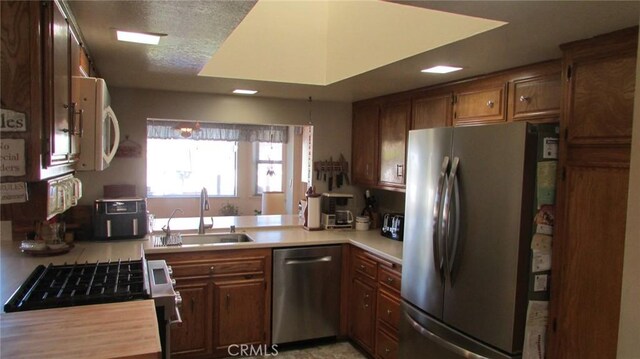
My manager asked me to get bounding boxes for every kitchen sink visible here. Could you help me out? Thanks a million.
[180,233,254,245]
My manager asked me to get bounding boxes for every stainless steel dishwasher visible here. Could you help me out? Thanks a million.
[272,245,342,344]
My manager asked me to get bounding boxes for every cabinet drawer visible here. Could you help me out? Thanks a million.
[454,85,506,125]
[353,255,377,281]
[376,328,399,359]
[377,290,401,332]
[171,259,264,278]
[511,74,561,120]
[378,266,401,293]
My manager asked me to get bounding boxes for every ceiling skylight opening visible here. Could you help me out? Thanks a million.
[116,30,163,45]
[233,89,258,95]
[421,65,463,74]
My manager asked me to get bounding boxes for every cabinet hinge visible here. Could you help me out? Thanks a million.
[566,65,572,80]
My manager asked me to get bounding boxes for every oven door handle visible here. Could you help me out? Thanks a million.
[170,291,183,325]
[170,306,183,325]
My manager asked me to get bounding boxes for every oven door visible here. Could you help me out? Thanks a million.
[147,260,182,359]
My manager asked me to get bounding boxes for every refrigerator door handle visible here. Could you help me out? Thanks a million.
[448,158,461,285]
[404,312,490,359]
[441,157,459,282]
[433,156,449,275]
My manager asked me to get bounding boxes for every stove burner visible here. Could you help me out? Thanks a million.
[4,259,149,312]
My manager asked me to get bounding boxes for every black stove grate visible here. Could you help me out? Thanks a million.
[4,259,150,312]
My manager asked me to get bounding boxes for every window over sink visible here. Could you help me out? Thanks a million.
[146,119,289,200]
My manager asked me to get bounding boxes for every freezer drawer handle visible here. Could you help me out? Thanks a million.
[404,312,489,359]
[285,256,332,265]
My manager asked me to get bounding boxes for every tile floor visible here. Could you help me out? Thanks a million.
[236,341,367,359]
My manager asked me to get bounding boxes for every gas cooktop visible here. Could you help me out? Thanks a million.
[4,259,150,313]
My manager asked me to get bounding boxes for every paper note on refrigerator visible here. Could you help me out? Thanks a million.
[536,161,557,206]
[523,301,549,359]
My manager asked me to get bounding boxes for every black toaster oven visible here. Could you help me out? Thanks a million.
[94,198,148,239]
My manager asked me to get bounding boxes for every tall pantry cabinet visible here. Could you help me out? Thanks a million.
[548,27,637,358]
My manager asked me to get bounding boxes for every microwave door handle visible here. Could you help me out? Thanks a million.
[102,106,120,164]
[433,156,449,275]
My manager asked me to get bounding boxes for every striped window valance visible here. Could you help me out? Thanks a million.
[147,120,289,143]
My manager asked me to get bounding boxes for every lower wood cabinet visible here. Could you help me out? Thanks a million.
[171,279,210,356]
[212,278,267,356]
[350,277,377,352]
[146,248,271,359]
[348,246,402,358]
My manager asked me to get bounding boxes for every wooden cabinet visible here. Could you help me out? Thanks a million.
[1,0,79,183]
[348,246,402,358]
[453,82,507,126]
[352,102,379,186]
[212,279,267,356]
[548,27,637,359]
[171,279,211,356]
[146,249,272,359]
[411,92,452,130]
[350,277,377,352]
[378,100,410,188]
[509,73,561,121]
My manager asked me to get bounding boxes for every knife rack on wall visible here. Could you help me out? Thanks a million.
[313,154,350,190]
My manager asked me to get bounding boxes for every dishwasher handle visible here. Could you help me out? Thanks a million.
[285,256,333,265]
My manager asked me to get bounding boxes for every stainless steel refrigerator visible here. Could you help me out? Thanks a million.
[400,122,537,359]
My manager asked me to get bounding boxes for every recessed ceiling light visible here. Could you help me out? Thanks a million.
[233,89,258,95]
[421,65,463,74]
[116,30,162,45]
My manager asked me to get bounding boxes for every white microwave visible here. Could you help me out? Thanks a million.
[73,76,120,171]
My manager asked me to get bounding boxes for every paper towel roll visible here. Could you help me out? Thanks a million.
[305,196,322,229]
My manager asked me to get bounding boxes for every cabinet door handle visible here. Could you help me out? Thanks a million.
[486,100,495,108]
[385,348,391,353]
[359,264,366,270]
[210,265,215,273]
[387,309,392,316]
[364,294,369,299]
[364,303,369,309]
[396,164,403,177]
[387,277,394,284]
[519,95,531,103]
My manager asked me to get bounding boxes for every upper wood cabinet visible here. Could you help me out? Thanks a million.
[453,83,507,126]
[1,0,79,182]
[509,73,561,121]
[411,92,452,130]
[352,102,379,186]
[351,61,561,192]
[548,27,637,359]
[378,100,410,188]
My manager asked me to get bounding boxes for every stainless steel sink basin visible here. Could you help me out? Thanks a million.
[180,233,254,245]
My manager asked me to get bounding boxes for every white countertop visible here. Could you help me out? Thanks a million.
[1,215,402,308]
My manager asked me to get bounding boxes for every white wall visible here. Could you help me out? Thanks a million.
[76,87,364,216]
[616,26,640,358]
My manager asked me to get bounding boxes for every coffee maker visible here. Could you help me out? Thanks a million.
[321,193,354,229]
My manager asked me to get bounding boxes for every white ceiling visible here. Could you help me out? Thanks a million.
[68,1,640,103]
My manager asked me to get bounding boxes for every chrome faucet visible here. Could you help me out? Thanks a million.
[162,208,184,241]
[198,187,210,234]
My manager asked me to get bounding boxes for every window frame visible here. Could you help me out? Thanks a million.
[254,141,285,195]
